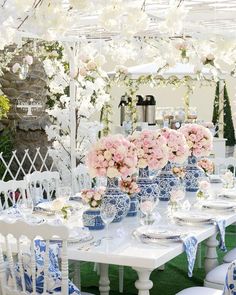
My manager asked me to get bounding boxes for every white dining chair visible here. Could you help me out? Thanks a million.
[24,171,60,203]
[212,157,236,175]
[73,165,92,192]
[176,259,236,295]
[0,179,27,210]
[0,219,94,295]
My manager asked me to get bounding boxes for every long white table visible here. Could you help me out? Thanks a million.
[68,190,236,295]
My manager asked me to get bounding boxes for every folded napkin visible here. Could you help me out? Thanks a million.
[214,219,227,252]
[182,235,198,277]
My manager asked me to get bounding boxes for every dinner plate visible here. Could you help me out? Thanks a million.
[173,211,213,225]
[208,174,222,183]
[133,226,183,243]
[218,189,236,200]
[201,200,235,211]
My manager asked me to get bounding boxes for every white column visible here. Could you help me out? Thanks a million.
[99,263,110,295]
[218,79,224,139]
[204,233,219,273]
[132,267,153,295]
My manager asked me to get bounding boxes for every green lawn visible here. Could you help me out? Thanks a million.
[78,226,235,294]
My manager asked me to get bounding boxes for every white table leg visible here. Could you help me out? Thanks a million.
[204,233,219,273]
[132,267,153,295]
[99,263,110,295]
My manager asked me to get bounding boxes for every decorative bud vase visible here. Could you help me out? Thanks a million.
[135,167,159,201]
[102,177,130,223]
[82,208,105,230]
[127,195,138,217]
[155,161,180,201]
[184,155,204,192]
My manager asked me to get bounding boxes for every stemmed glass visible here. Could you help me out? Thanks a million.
[100,204,116,239]
[57,186,72,202]
[17,198,34,220]
[139,195,159,226]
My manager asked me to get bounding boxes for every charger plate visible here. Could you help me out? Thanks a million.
[133,226,183,243]
[201,200,235,211]
[173,211,213,226]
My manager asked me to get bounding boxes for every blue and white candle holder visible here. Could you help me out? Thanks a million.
[82,209,105,230]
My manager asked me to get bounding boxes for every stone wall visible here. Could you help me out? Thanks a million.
[0,49,53,174]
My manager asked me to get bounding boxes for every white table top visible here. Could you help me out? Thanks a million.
[68,188,236,270]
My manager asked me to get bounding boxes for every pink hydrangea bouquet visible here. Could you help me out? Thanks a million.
[128,130,169,170]
[86,134,137,179]
[119,176,140,196]
[198,158,214,174]
[161,128,189,164]
[179,123,213,157]
[81,187,105,208]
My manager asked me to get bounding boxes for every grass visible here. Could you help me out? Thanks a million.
[78,226,236,295]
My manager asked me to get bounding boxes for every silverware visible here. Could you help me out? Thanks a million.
[77,236,112,251]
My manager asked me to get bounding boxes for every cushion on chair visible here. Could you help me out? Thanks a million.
[176,287,223,295]
[204,263,230,287]
[14,240,81,294]
[224,248,236,263]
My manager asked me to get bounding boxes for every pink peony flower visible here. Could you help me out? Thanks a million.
[129,130,169,170]
[179,124,213,158]
[86,134,138,178]
[198,158,214,174]
[161,128,189,164]
[81,187,105,208]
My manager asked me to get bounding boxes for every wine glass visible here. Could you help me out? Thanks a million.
[139,195,159,226]
[57,186,72,202]
[100,204,116,239]
[17,198,34,220]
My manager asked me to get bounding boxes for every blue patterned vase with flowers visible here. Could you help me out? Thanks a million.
[135,167,159,201]
[102,177,130,223]
[184,155,205,192]
[155,161,180,201]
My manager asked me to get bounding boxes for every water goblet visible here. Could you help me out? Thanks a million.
[100,204,116,239]
[57,186,72,202]
[17,198,34,220]
[139,195,159,226]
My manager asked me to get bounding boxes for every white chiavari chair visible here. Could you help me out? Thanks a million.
[176,260,236,295]
[73,165,92,193]
[0,219,93,295]
[24,171,60,204]
[0,180,27,210]
[212,157,236,175]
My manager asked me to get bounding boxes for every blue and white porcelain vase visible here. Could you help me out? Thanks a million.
[102,177,130,223]
[155,161,180,201]
[184,155,204,192]
[82,208,105,230]
[135,167,159,201]
[127,195,138,217]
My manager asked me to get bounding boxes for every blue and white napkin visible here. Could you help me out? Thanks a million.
[182,235,198,277]
[215,218,227,252]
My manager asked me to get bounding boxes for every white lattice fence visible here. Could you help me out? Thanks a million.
[0,147,57,181]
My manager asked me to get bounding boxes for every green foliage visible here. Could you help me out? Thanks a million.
[0,129,13,180]
[0,94,10,119]
[212,81,236,146]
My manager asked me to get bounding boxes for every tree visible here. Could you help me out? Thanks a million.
[212,81,236,146]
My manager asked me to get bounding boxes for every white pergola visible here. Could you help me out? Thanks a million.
[2,0,236,191]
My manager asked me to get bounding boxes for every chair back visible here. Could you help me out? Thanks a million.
[0,220,69,295]
[0,180,27,210]
[74,165,92,192]
[213,157,236,175]
[24,171,60,203]
[224,260,236,294]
